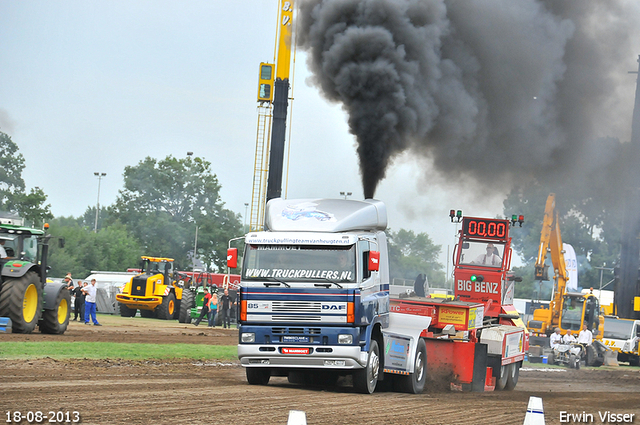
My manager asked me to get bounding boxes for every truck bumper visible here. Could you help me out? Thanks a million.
[238,344,367,369]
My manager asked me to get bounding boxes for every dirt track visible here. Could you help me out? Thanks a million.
[1,316,640,425]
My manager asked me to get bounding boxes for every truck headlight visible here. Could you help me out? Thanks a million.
[241,332,255,343]
[338,334,353,344]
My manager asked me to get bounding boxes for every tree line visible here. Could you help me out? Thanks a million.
[1,130,623,299]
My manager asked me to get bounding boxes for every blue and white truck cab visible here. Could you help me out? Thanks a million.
[229,198,430,393]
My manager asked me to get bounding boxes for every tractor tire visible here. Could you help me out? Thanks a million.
[140,309,156,318]
[246,368,270,385]
[0,271,42,333]
[395,338,427,394]
[629,355,640,367]
[178,290,194,323]
[547,352,555,365]
[39,287,71,334]
[156,293,176,320]
[119,303,137,318]
[353,339,380,394]
[504,362,520,390]
[173,299,181,320]
[495,364,509,391]
[585,345,604,366]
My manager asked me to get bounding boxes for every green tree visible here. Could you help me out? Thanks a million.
[111,155,242,271]
[387,229,445,288]
[503,181,619,299]
[0,131,53,226]
[0,131,26,209]
[47,217,142,278]
[12,186,53,227]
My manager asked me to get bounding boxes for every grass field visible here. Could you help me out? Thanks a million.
[0,342,237,360]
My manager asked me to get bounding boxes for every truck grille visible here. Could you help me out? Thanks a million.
[272,327,322,334]
[271,301,322,314]
[272,315,322,322]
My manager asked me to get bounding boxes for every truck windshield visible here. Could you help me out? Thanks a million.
[459,241,504,268]
[603,318,635,340]
[242,244,357,283]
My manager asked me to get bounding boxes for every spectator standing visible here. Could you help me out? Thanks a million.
[82,279,101,326]
[207,286,219,328]
[578,324,593,346]
[220,288,236,329]
[72,281,85,321]
[193,287,211,327]
[64,274,74,291]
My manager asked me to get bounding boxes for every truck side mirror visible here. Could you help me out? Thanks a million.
[368,251,380,272]
[227,248,238,269]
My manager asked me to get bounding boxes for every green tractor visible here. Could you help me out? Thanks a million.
[178,284,221,325]
[0,220,70,334]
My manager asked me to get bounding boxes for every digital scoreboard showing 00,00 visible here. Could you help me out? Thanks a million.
[462,218,508,239]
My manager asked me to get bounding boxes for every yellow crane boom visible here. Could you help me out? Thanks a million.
[529,193,604,339]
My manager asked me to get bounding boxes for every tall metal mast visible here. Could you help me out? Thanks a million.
[249,0,294,231]
[616,55,640,319]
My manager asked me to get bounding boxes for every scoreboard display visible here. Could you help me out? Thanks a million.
[462,217,509,240]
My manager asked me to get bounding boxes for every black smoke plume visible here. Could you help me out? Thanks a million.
[297,0,640,199]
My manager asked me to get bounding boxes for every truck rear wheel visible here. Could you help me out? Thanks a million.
[353,339,380,394]
[495,364,508,391]
[246,368,270,385]
[396,338,427,394]
[504,362,520,391]
[0,272,42,333]
[156,293,176,320]
[178,290,194,323]
[39,287,71,334]
[119,303,137,317]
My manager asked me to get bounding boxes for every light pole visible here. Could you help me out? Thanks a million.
[193,225,199,270]
[94,172,106,233]
[340,191,352,199]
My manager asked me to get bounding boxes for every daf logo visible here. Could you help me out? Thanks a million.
[322,305,345,310]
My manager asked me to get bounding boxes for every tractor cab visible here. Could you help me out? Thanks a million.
[0,226,42,264]
[140,256,174,283]
[560,292,602,335]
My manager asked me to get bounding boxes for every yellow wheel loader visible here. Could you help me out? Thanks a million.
[116,256,187,320]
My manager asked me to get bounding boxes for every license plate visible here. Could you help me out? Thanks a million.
[282,347,310,355]
[282,336,309,343]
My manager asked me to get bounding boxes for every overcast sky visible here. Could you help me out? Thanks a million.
[1,1,638,270]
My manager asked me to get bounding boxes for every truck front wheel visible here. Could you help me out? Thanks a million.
[246,368,270,385]
[0,271,42,333]
[353,339,380,394]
